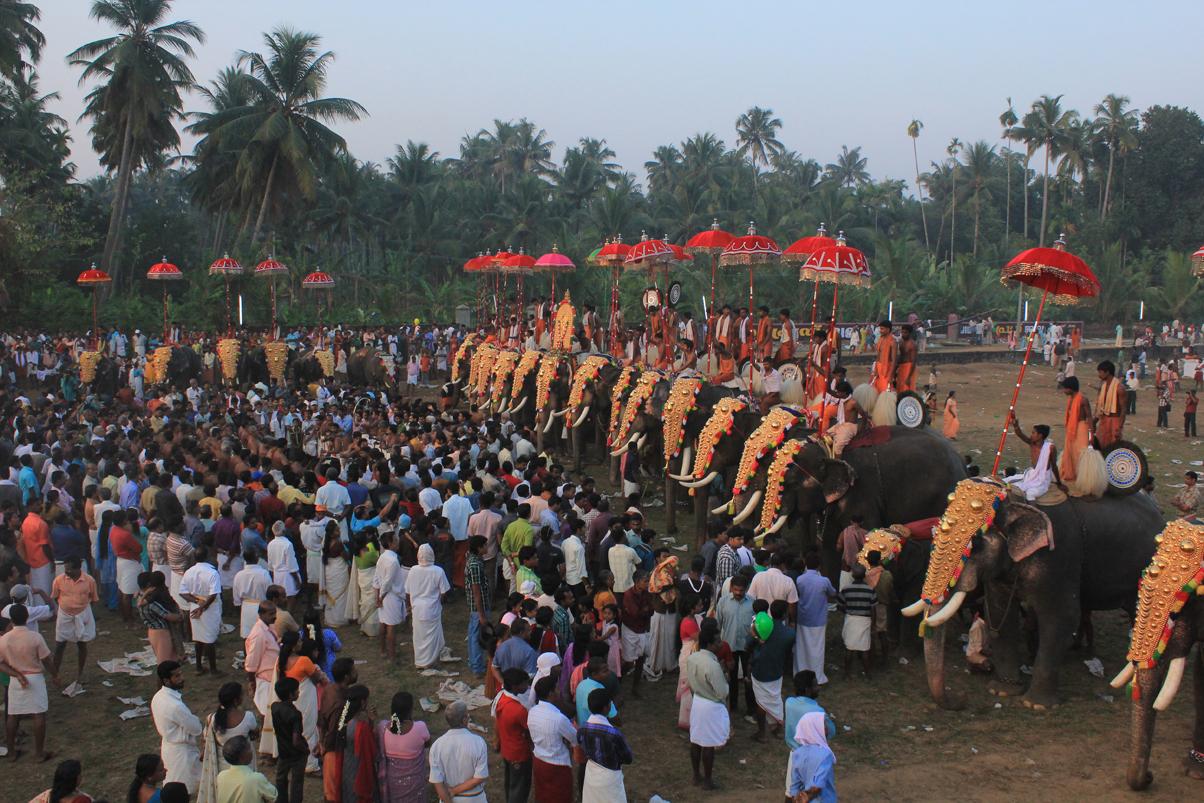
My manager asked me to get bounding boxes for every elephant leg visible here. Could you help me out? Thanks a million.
[1188,646,1204,781]
[609,455,619,485]
[665,475,677,535]
[693,491,708,550]
[535,414,546,454]
[1022,591,1078,710]
[572,426,584,473]
[986,584,1025,698]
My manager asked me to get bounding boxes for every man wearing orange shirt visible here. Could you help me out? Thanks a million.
[736,308,751,362]
[51,556,98,694]
[894,324,918,392]
[872,320,898,393]
[19,499,54,599]
[1093,360,1127,448]
[1,603,60,762]
[805,328,831,402]
[774,309,796,365]
[755,306,773,362]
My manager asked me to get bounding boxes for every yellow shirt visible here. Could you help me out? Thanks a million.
[277,484,315,508]
[216,764,278,803]
[199,496,222,519]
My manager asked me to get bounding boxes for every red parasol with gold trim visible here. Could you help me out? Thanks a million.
[991,234,1100,475]
[208,254,243,336]
[77,264,111,350]
[719,222,781,341]
[686,219,734,322]
[147,256,183,343]
[1191,245,1204,277]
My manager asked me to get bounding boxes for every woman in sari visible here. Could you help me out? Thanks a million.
[676,615,701,731]
[338,684,378,803]
[322,521,352,626]
[647,553,680,677]
[407,543,451,669]
[352,530,382,637]
[280,630,329,774]
[196,682,260,803]
[375,691,430,802]
[942,391,959,440]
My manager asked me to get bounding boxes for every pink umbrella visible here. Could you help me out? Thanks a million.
[534,244,575,302]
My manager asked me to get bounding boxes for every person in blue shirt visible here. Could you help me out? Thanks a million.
[788,711,837,802]
[493,618,538,677]
[575,655,618,726]
[784,670,836,753]
[240,516,269,557]
[17,455,39,506]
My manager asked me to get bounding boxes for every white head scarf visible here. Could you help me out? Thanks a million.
[417,543,435,566]
[533,652,561,685]
[794,712,834,761]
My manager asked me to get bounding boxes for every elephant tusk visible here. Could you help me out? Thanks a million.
[681,471,718,489]
[712,500,732,515]
[1110,662,1135,689]
[766,514,788,535]
[636,434,647,450]
[731,490,764,525]
[609,433,639,457]
[923,591,966,627]
[543,413,557,434]
[679,447,693,477]
[497,400,510,414]
[900,599,927,618]
[552,408,567,417]
[572,404,591,429]
[1153,656,1187,711]
[509,395,528,415]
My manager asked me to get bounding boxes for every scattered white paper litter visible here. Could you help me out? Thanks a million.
[418,697,441,713]
[1083,657,1104,678]
[419,668,460,678]
[435,679,491,709]
[117,696,146,706]
[119,706,150,720]
[220,623,235,634]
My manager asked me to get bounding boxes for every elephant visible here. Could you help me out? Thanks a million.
[291,349,328,387]
[86,355,122,398]
[164,346,202,389]
[237,347,270,388]
[1111,519,1204,791]
[564,361,628,472]
[527,354,574,454]
[347,347,388,387]
[674,406,769,545]
[908,481,1163,711]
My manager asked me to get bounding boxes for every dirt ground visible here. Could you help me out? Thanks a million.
[7,356,1202,802]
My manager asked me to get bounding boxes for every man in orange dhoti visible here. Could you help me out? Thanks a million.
[1092,360,1126,448]
[714,306,734,352]
[805,329,830,402]
[755,307,772,362]
[872,321,897,393]
[709,346,736,383]
[737,309,751,362]
[774,309,795,365]
[1060,377,1091,485]
[893,324,917,392]
[533,297,548,344]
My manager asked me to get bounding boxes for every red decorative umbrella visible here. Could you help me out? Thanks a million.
[719,221,781,322]
[255,256,289,338]
[302,269,335,347]
[626,233,678,344]
[787,223,839,364]
[502,250,536,347]
[594,236,631,349]
[208,254,243,336]
[534,244,575,302]
[991,234,1100,474]
[799,232,870,400]
[686,219,734,322]
[1191,245,1204,277]
[147,256,183,344]
[77,264,111,350]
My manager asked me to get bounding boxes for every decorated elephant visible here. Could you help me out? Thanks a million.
[673,402,767,544]
[165,345,202,388]
[500,350,544,422]
[855,520,939,656]
[81,354,121,398]
[604,369,664,484]
[237,347,270,387]
[527,354,574,453]
[1111,518,1204,791]
[347,347,388,387]
[906,479,1163,711]
[291,349,332,387]
[562,359,629,472]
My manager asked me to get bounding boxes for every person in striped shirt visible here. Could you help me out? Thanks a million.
[836,564,876,678]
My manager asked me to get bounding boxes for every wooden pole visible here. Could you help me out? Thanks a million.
[991,288,1048,475]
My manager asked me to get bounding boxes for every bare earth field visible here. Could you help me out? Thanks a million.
[7,357,1201,802]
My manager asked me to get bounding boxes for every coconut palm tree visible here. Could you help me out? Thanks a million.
[578,137,621,185]
[0,0,43,81]
[999,99,1018,241]
[825,145,869,188]
[1094,93,1138,220]
[1027,94,1078,246]
[960,141,995,257]
[0,71,71,183]
[735,106,785,181]
[946,138,962,263]
[209,27,366,247]
[68,0,204,283]
[907,119,930,252]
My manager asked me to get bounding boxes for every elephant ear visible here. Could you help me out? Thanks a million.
[820,458,855,503]
[999,502,1055,563]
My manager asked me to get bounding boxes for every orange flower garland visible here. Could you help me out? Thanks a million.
[607,366,637,443]
[535,353,560,409]
[511,350,542,399]
[662,377,702,468]
[757,438,806,532]
[490,350,520,401]
[452,334,476,382]
[920,480,1007,606]
[610,371,659,448]
[689,398,747,480]
[551,293,576,352]
[566,356,609,427]
[731,408,799,496]
[471,344,498,398]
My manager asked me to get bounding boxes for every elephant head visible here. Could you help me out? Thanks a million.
[607,370,661,456]
[290,349,327,388]
[532,354,574,449]
[348,347,386,387]
[659,377,703,474]
[486,350,521,410]
[1109,519,1204,790]
[237,347,269,387]
[468,344,499,403]
[677,403,757,489]
[165,346,202,389]
[901,480,1046,708]
[562,355,612,431]
[714,407,810,528]
[450,334,477,384]
[504,350,544,415]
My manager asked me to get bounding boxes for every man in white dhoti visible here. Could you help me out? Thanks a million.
[314,467,351,541]
[299,508,331,607]
[180,546,222,674]
[266,527,301,605]
[407,543,451,668]
[686,627,730,790]
[837,565,877,678]
[374,530,409,665]
[1005,421,1061,501]
[151,660,204,793]
[243,602,279,760]
[232,550,272,639]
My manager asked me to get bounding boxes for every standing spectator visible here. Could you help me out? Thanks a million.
[713,574,755,717]
[19,498,53,599]
[374,530,409,665]
[606,531,638,604]
[837,564,877,677]
[495,667,534,802]
[244,602,280,760]
[464,535,491,677]
[50,556,98,695]
[443,483,474,588]
[527,674,576,803]
[577,688,633,801]
[1172,471,1200,519]
[787,713,838,803]
[750,599,796,742]
[713,528,743,589]
[783,670,837,790]
[466,492,503,603]
[1185,389,1198,437]
[375,691,431,801]
[270,677,306,803]
[428,702,489,802]
[0,604,59,762]
[837,515,867,589]
[1157,384,1171,429]
[215,736,277,803]
[180,546,222,674]
[748,552,798,619]
[30,759,92,803]
[151,660,204,794]
[686,626,729,791]
[317,658,358,800]
[620,571,654,696]
[795,551,837,682]
[407,543,451,669]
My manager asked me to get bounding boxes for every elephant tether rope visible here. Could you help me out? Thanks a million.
[984,579,1020,635]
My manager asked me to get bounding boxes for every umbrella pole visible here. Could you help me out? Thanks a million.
[991,288,1048,476]
[224,277,231,337]
[92,290,99,351]
[162,284,169,344]
[270,277,278,339]
[710,253,717,317]
[802,278,820,402]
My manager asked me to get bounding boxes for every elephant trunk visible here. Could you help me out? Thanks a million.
[1127,665,1160,791]
[923,621,963,710]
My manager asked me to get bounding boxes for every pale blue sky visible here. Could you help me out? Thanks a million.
[36,0,1204,187]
